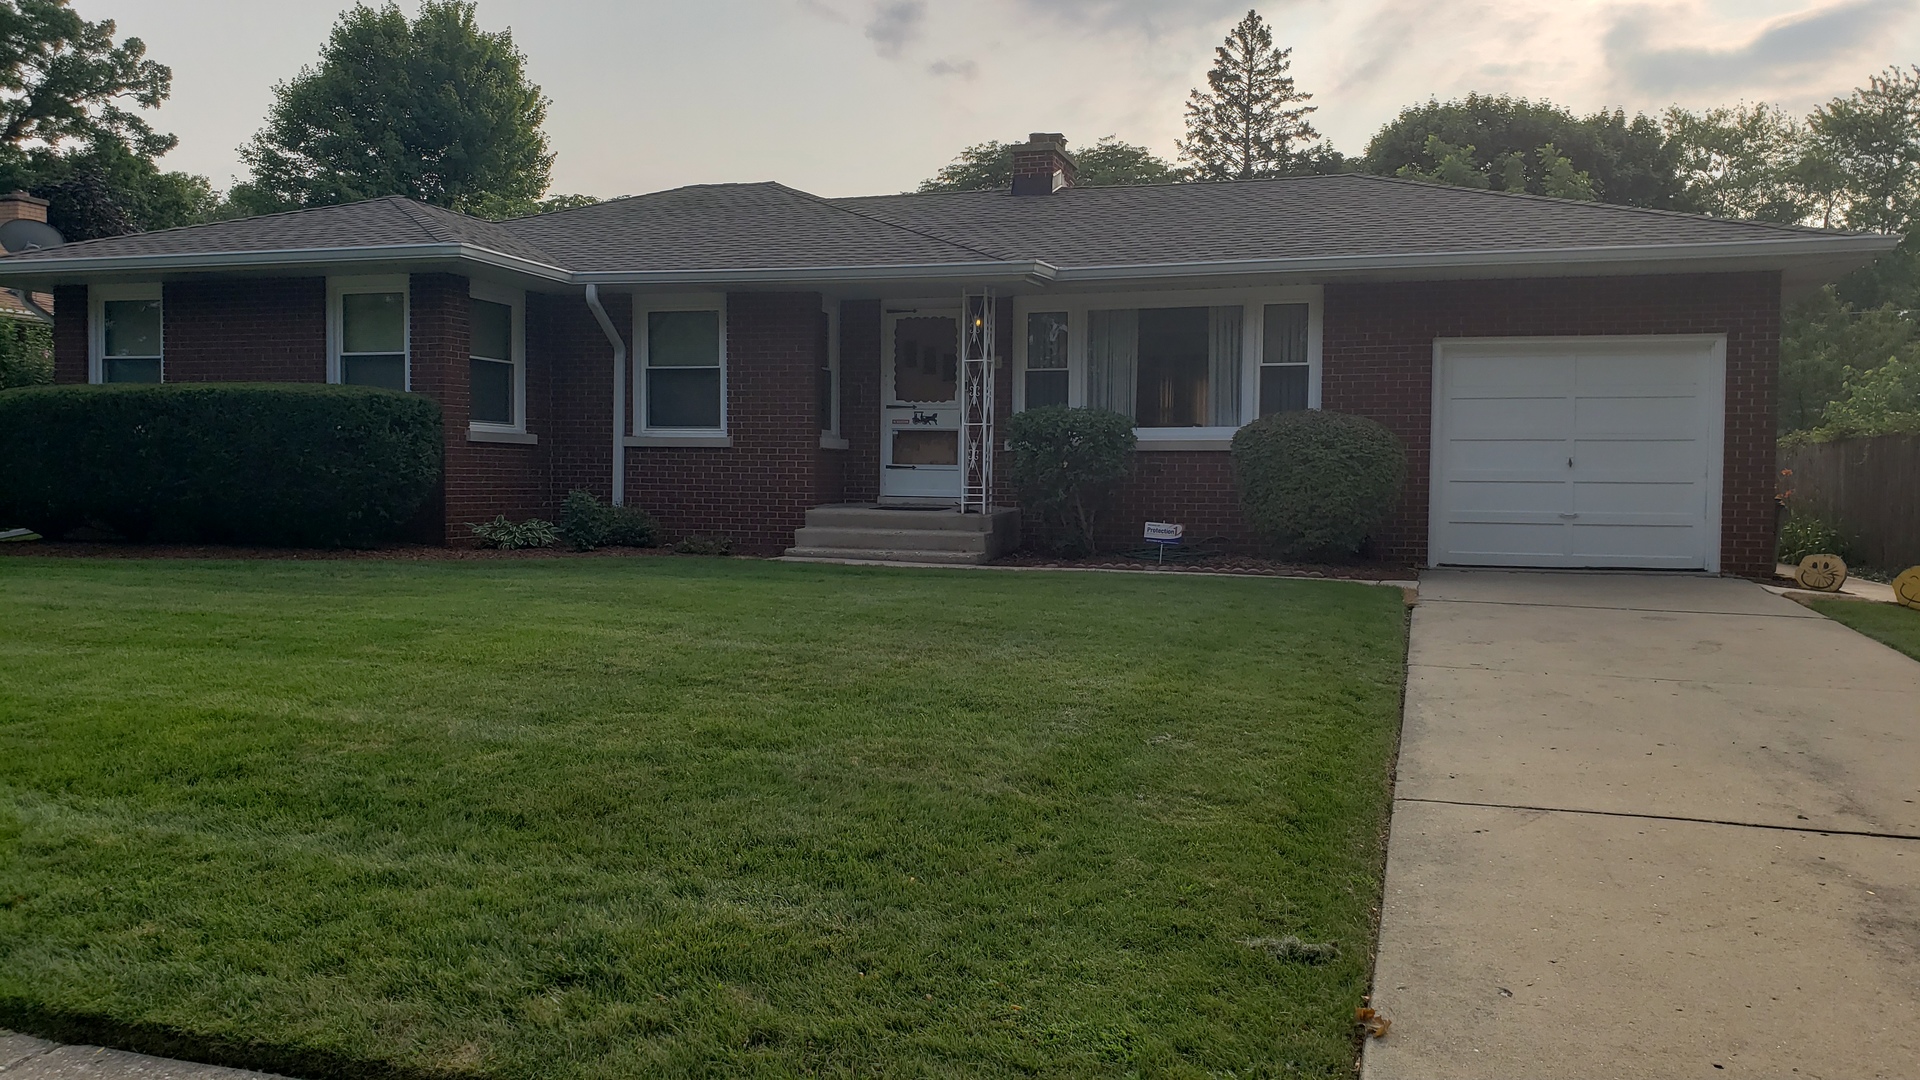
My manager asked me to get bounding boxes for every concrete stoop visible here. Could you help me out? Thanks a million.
[784,504,1020,566]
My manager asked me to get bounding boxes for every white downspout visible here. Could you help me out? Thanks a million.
[584,284,626,506]
[10,289,53,325]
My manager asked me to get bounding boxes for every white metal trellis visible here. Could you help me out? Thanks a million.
[959,290,996,514]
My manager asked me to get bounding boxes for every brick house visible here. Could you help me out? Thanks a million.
[0,135,1892,574]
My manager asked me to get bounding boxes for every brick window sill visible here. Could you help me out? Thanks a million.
[625,434,733,448]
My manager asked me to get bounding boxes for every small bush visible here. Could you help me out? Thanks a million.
[1231,410,1406,559]
[559,489,658,551]
[0,383,442,546]
[1777,510,1854,565]
[469,516,558,550]
[0,318,53,390]
[673,534,732,556]
[1005,406,1136,555]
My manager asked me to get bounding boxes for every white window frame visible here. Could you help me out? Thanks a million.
[88,283,164,384]
[634,292,727,438]
[327,275,410,390]
[467,280,526,435]
[820,298,843,445]
[1011,285,1323,448]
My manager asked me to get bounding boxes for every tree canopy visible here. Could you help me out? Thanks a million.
[234,1,559,217]
[1178,10,1320,180]
[0,1,211,239]
[917,136,1175,193]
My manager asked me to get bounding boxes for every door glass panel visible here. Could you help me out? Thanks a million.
[893,316,957,402]
[892,429,958,465]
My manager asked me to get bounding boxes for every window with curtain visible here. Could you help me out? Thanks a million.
[1025,311,1069,408]
[470,298,515,426]
[101,297,162,383]
[646,309,722,430]
[340,292,407,390]
[1088,305,1241,427]
[1260,303,1310,417]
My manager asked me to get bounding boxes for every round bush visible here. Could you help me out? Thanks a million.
[0,382,443,546]
[1231,410,1406,558]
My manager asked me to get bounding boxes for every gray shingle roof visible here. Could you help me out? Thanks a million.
[501,183,1001,272]
[0,172,1886,285]
[832,173,1845,268]
[0,195,563,268]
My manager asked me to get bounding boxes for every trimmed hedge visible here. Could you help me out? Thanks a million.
[558,490,658,551]
[1231,410,1406,559]
[0,383,443,546]
[1005,406,1137,555]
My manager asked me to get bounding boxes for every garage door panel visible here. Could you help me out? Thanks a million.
[1448,479,1570,514]
[1448,396,1575,435]
[1573,438,1703,475]
[1450,354,1574,392]
[1577,395,1702,436]
[1434,338,1720,571]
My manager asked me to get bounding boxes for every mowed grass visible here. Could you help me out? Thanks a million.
[1811,598,1920,661]
[0,557,1408,1079]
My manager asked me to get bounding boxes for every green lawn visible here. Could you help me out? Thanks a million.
[1811,598,1920,661]
[0,557,1408,1079]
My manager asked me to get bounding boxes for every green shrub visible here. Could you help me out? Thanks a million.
[559,489,658,551]
[1777,510,1855,565]
[673,534,732,556]
[469,515,558,550]
[1231,410,1406,559]
[0,318,53,390]
[0,383,442,546]
[1005,406,1136,555]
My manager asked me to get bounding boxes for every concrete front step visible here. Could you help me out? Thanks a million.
[792,526,991,553]
[784,546,992,566]
[785,504,1021,565]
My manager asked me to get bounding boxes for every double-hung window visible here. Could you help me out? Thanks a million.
[1259,303,1311,417]
[469,284,525,430]
[91,285,163,383]
[638,298,725,434]
[1024,311,1069,408]
[330,278,408,390]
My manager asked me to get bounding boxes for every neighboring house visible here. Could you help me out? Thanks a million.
[0,134,1893,573]
[0,192,56,327]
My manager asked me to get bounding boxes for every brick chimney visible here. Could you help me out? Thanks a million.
[0,191,48,225]
[1010,133,1076,195]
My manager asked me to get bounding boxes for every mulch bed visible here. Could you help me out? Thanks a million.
[990,548,1415,580]
[0,539,682,561]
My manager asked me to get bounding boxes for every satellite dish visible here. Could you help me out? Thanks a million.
[0,218,64,254]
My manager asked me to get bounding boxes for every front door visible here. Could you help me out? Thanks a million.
[881,309,962,503]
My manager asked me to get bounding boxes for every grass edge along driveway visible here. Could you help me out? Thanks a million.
[0,558,1409,1079]
[1809,597,1920,662]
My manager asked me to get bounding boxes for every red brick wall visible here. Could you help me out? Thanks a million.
[162,279,326,382]
[52,285,86,383]
[841,300,882,503]
[535,289,618,507]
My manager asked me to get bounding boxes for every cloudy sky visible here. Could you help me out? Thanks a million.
[79,0,1920,199]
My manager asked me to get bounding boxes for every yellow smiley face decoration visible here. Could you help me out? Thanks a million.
[1893,566,1920,610]
[1795,554,1849,592]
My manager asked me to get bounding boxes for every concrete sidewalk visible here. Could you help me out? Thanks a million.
[0,1033,279,1078]
[1365,571,1920,1080]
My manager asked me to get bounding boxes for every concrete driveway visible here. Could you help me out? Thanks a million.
[1365,571,1920,1080]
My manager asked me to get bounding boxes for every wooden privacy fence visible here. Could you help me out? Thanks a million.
[1780,434,1920,569]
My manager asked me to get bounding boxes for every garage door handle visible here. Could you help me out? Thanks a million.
[1559,512,1580,519]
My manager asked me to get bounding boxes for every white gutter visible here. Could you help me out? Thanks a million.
[1048,234,1898,283]
[8,288,52,325]
[583,284,626,507]
[570,260,1055,287]
[0,242,574,285]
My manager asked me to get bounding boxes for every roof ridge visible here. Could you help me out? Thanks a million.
[769,181,1019,262]
[384,196,463,243]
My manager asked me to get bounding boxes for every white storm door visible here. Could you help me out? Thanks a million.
[881,310,963,503]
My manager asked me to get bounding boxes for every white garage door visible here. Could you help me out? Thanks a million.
[1431,337,1724,571]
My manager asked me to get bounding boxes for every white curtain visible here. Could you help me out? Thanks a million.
[1087,309,1138,418]
[1208,305,1243,427]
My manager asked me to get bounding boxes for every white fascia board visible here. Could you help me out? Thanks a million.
[1048,234,1900,284]
[573,261,1057,288]
[0,243,574,286]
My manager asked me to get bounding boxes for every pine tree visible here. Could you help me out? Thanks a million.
[1177,10,1319,180]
